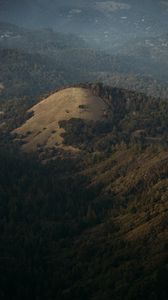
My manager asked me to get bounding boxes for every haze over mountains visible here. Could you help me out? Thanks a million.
[1,0,168,49]
[1,19,168,108]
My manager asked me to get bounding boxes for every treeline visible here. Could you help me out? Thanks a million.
[59,83,168,153]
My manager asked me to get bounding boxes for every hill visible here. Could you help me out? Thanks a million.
[0,23,140,134]
[0,83,167,300]
[14,87,108,152]
[1,22,168,139]
[13,83,168,155]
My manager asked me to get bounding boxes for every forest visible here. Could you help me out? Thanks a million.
[0,82,168,300]
[0,14,168,300]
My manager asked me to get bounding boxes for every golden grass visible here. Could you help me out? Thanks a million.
[14,87,107,152]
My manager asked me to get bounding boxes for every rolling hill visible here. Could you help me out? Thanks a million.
[13,83,168,155]
[14,87,108,152]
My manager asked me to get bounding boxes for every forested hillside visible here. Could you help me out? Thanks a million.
[0,83,168,300]
[0,12,168,300]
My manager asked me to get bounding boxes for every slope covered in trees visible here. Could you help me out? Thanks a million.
[0,83,168,299]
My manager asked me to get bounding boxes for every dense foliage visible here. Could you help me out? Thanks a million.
[0,21,168,300]
[0,83,168,300]
[59,83,168,152]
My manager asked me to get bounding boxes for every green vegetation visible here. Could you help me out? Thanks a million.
[59,83,168,152]
[0,21,168,300]
[0,83,168,299]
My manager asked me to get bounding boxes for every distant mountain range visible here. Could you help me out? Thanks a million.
[0,0,168,49]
